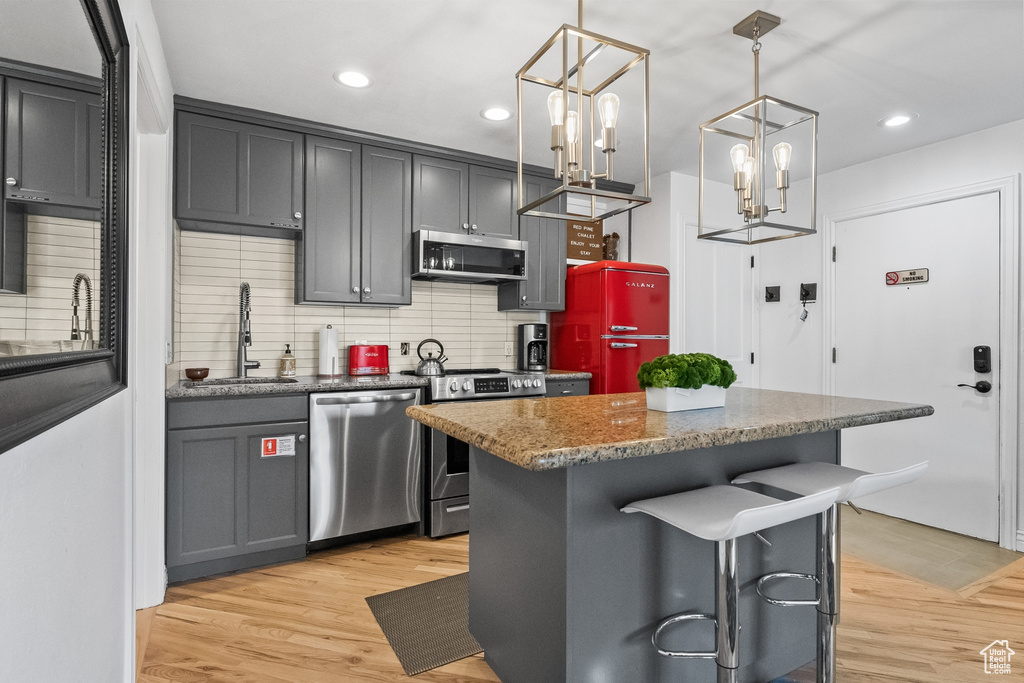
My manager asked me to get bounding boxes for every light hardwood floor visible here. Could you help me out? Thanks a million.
[138,529,1024,682]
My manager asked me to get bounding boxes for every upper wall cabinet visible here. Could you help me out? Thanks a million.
[412,156,517,239]
[175,112,304,235]
[296,137,412,306]
[4,78,102,210]
[498,176,567,312]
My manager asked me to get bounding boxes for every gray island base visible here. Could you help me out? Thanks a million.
[406,388,934,682]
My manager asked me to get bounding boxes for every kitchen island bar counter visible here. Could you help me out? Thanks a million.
[406,387,934,470]
[406,388,933,683]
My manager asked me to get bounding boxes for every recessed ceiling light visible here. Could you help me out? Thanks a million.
[334,70,370,88]
[879,112,918,127]
[481,108,511,121]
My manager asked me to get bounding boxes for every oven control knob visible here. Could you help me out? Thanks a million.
[533,379,543,388]
[463,381,472,392]
[449,381,460,392]
[513,379,522,389]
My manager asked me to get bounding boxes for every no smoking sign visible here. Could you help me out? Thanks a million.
[885,268,929,286]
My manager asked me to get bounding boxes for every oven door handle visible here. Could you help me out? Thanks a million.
[315,392,418,405]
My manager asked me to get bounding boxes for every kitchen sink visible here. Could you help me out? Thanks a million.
[189,377,300,387]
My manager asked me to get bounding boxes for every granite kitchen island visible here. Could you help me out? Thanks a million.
[407,388,933,683]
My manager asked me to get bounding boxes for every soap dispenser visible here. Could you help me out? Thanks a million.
[279,344,296,377]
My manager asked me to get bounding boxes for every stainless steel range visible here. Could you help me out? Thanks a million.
[406,368,546,537]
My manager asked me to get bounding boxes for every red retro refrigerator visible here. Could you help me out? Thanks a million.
[550,260,669,394]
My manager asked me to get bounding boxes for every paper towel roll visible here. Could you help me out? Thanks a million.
[318,325,339,377]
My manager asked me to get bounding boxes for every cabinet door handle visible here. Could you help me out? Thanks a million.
[561,389,572,394]
[352,286,359,294]
[521,295,527,302]
[462,222,470,231]
[470,224,478,232]
[298,434,307,442]
[293,211,302,219]
[5,178,15,186]
[363,287,371,295]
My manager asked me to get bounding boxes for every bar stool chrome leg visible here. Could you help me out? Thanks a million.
[816,503,839,683]
[717,538,740,683]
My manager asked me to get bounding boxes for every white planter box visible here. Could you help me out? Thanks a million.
[645,385,727,412]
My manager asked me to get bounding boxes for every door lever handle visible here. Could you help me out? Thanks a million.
[957,381,992,393]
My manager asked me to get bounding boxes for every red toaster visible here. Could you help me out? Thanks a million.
[348,344,390,375]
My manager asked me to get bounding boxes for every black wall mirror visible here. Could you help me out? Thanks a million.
[0,0,128,453]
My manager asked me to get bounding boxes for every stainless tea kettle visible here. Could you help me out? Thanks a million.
[415,338,448,376]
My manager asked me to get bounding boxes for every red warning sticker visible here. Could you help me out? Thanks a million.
[261,435,296,457]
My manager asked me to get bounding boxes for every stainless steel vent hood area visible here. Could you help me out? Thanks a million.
[412,230,528,284]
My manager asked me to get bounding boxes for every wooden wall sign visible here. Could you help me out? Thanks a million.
[566,217,604,262]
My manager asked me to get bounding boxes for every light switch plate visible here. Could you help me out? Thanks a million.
[504,341,513,355]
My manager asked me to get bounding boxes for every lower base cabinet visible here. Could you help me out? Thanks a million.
[166,395,309,582]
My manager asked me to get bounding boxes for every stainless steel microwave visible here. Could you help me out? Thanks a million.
[412,230,528,284]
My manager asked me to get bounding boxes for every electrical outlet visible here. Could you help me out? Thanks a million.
[400,342,410,356]
[504,341,513,355]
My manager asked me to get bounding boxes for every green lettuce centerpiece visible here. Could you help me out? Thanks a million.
[636,353,738,390]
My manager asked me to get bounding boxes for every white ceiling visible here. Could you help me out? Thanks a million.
[149,0,1024,182]
[0,0,101,78]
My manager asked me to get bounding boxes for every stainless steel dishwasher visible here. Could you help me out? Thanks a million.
[309,388,421,541]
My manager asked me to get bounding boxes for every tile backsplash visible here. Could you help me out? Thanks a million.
[0,214,101,355]
[172,230,543,384]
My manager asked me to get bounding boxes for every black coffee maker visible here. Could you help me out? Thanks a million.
[517,323,548,372]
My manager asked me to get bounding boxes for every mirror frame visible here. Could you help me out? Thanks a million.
[0,0,128,454]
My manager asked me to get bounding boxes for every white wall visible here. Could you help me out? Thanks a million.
[0,1,176,681]
[0,394,132,682]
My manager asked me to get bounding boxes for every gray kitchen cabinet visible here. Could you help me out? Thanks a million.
[296,137,412,306]
[544,378,589,397]
[413,155,517,238]
[175,111,303,235]
[361,146,413,305]
[467,165,518,238]
[166,395,308,583]
[297,136,361,304]
[498,176,567,311]
[4,78,102,210]
[0,203,26,294]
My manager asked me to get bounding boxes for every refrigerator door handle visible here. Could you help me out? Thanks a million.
[609,325,639,332]
[610,342,639,348]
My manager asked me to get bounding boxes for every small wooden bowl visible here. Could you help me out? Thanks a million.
[185,367,210,381]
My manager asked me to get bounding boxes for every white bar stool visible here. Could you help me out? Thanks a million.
[732,461,929,683]
[622,484,841,683]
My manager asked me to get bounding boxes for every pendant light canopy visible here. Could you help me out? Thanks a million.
[698,11,819,244]
[516,0,651,222]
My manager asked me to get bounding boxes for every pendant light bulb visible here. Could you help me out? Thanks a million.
[598,93,620,129]
[772,142,792,171]
[565,110,580,145]
[547,90,564,126]
[730,144,750,173]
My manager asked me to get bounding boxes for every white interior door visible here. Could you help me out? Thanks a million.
[682,223,755,387]
[833,192,1000,541]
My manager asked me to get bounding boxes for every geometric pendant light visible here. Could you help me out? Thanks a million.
[516,0,651,221]
[698,10,818,244]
